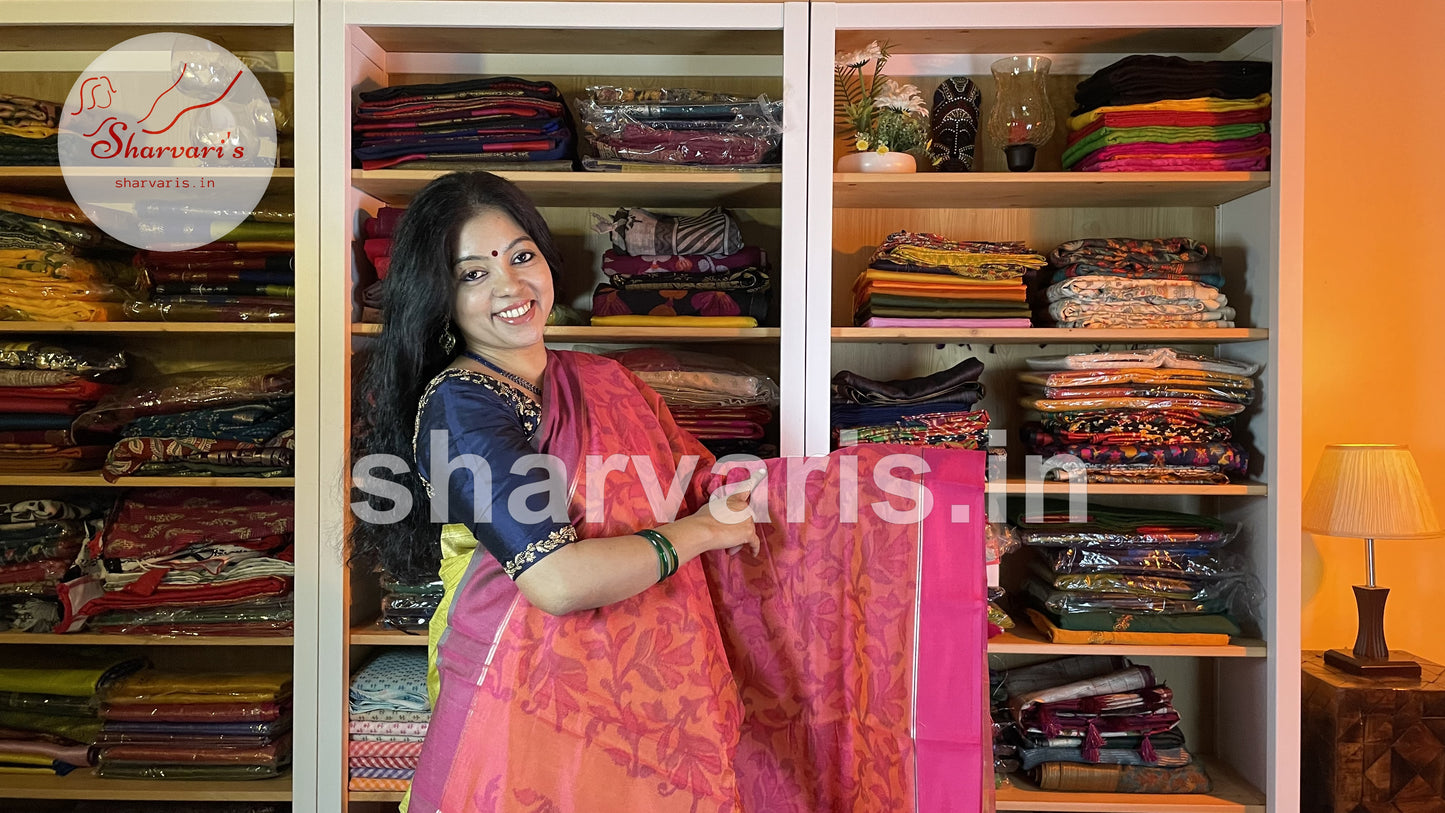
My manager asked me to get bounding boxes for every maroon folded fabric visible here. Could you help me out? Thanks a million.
[101,488,293,560]
[102,701,286,723]
[0,559,68,586]
[0,379,111,402]
[0,429,75,445]
[57,574,293,633]
[601,246,766,276]
[361,208,405,240]
[349,755,421,769]
[99,736,289,765]
[363,238,391,264]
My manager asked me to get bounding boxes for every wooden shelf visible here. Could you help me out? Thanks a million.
[0,167,295,198]
[358,25,782,56]
[0,632,292,646]
[351,789,406,803]
[0,21,292,52]
[986,480,1266,496]
[834,27,1256,57]
[351,323,780,344]
[0,773,292,801]
[996,757,1264,812]
[0,322,295,334]
[0,474,295,488]
[352,169,781,208]
[831,327,1267,344]
[989,625,1266,658]
[833,172,1271,209]
[350,624,427,646]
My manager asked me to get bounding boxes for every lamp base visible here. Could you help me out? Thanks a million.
[1325,647,1422,680]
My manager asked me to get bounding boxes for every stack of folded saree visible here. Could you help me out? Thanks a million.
[0,653,144,776]
[0,92,59,166]
[126,199,296,323]
[353,76,574,172]
[993,655,1211,793]
[358,206,403,322]
[577,86,782,171]
[70,365,295,482]
[831,356,991,451]
[1013,501,1254,643]
[348,650,430,793]
[95,669,292,780]
[0,499,104,634]
[1067,55,1272,172]
[854,231,1041,327]
[379,572,442,633]
[590,207,770,328]
[1018,348,1257,484]
[0,194,142,321]
[1042,237,1233,328]
[607,348,779,458]
[0,341,127,473]
[56,488,294,636]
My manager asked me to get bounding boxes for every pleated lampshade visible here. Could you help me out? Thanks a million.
[1303,444,1444,539]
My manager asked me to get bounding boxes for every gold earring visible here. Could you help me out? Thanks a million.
[439,327,457,354]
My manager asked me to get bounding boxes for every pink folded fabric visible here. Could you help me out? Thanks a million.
[861,317,1033,328]
[1074,154,1269,172]
[349,755,422,769]
[348,739,425,758]
[0,738,92,767]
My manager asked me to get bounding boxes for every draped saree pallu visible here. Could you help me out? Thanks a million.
[403,350,988,813]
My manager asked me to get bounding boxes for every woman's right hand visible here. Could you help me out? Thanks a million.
[661,488,760,558]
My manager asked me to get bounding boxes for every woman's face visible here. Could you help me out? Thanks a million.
[450,207,554,359]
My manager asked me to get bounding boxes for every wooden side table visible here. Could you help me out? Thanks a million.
[1302,651,1445,813]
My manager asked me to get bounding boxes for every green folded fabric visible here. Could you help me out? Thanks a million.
[1062,123,1268,167]
[0,655,146,697]
[0,709,102,743]
[217,221,295,242]
[1041,608,1241,636]
[0,691,97,718]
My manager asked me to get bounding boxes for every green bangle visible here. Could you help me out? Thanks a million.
[638,531,669,582]
[638,528,678,581]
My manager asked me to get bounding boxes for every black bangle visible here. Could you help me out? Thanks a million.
[638,528,678,581]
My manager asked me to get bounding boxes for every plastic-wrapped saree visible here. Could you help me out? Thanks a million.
[403,350,986,813]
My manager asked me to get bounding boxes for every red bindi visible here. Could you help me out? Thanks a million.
[491,250,498,256]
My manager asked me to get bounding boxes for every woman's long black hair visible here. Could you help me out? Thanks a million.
[349,171,565,583]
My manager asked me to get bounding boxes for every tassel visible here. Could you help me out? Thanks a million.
[1139,734,1158,764]
[1083,721,1104,762]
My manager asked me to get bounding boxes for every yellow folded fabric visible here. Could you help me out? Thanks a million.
[103,671,293,705]
[0,666,126,697]
[0,765,57,774]
[1026,609,1230,647]
[588,316,758,328]
[0,123,55,139]
[1068,93,1272,130]
[859,268,1023,287]
[888,245,1048,271]
[0,752,57,767]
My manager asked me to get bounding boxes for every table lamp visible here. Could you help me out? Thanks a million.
[1303,444,1443,679]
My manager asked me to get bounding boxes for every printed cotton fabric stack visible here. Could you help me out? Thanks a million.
[0,92,59,166]
[379,573,442,633]
[1041,237,1233,328]
[992,655,1210,793]
[590,207,770,328]
[0,653,144,776]
[353,76,574,171]
[348,650,430,793]
[0,499,105,634]
[0,194,142,322]
[126,199,296,323]
[0,341,127,473]
[1066,55,1272,172]
[607,348,779,458]
[854,231,1042,328]
[577,86,782,170]
[831,356,991,452]
[1018,348,1257,484]
[56,488,294,636]
[70,365,295,482]
[95,669,293,780]
[1013,501,1255,642]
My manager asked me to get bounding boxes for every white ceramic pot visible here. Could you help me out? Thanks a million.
[836,150,917,173]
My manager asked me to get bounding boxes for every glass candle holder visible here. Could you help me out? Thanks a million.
[987,55,1055,172]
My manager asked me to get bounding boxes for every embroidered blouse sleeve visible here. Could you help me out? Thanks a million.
[415,376,576,579]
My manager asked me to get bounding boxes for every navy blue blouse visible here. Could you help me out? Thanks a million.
[414,369,577,579]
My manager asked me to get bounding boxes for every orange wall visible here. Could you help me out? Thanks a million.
[1302,0,1445,662]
